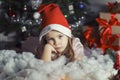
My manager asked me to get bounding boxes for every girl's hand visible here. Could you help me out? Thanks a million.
[44,44,57,54]
[41,44,57,61]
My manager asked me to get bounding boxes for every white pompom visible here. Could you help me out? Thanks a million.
[33,12,40,19]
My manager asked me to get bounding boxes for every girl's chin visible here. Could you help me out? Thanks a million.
[56,48,66,54]
[57,50,65,54]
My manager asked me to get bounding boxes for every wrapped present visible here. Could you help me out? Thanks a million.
[100,12,120,22]
[111,35,120,46]
[111,26,120,47]
[112,25,120,34]
[96,12,120,52]
[111,26,120,51]
[82,26,94,47]
[82,25,99,47]
[99,12,120,35]
[106,1,120,13]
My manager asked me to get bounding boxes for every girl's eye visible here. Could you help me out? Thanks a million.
[59,35,63,39]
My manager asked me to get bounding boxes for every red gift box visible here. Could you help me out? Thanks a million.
[96,12,120,51]
[100,12,120,22]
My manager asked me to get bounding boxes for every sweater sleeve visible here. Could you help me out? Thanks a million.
[72,37,84,60]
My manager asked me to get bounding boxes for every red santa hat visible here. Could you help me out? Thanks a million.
[37,3,72,41]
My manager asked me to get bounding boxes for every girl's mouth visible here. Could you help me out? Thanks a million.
[55,47,61,50]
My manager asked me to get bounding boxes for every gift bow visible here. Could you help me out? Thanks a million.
[106,1,118,13]
[96,13,120,53]
[83,26,97,47]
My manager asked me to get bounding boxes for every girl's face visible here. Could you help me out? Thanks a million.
[45,30,69,53]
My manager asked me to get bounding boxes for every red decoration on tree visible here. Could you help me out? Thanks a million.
[7,7,16,17]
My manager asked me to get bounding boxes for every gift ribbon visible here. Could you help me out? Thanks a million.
[83,26,97,47]
[96,18,112,53]
[108,34,120,51]
[109,13,120,25]
[83,13,120,53]
[96,13,120,53]
[107,14,120,51]
[106,1,118,13]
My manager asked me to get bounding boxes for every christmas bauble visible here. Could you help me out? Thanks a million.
[33,12,40,19]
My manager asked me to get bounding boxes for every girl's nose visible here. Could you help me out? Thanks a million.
[54,39,60,46]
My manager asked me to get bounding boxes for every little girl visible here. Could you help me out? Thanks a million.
[35,3,84,62]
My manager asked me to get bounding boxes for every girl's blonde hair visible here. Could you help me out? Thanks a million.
[35,36,75,62]
[65,38,75,61]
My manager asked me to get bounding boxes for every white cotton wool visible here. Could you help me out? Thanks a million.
[88,70,110,80]
[0,49,118,80]
[19,52,35,62]
[0,72,8,79]
[65,69,85,80]
[9,76,25,80]
[48,69,66,80]
[14,57,28,70]
[39,56,67,74]
[14,52,36,70]
[24,69,48,80]
[0,50,17,58]
[3,58,16,76]
[26,59,44,71]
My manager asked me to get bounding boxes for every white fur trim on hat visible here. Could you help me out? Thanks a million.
[39,24,72,41]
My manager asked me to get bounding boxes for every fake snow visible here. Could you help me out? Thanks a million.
[0,48,117,80]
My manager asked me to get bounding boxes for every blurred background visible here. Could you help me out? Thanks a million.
[0,0,120,51]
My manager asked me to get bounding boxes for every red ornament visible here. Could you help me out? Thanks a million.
[7,7,16,17]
